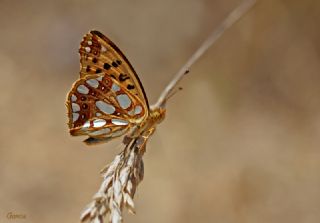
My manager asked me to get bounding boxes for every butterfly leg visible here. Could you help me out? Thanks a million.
[135,128,156,153]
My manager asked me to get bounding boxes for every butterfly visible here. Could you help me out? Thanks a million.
[66,31,166,145]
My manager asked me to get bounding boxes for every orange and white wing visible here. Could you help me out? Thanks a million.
[79,30,149,110]
[66,31,149,144]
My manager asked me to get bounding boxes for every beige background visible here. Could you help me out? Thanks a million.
[1,0,320,222]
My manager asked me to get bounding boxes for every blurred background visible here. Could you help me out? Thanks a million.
[1,0,320,222]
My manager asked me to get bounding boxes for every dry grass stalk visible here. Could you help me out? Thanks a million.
[81,137,146,223]
[79,0,256,222]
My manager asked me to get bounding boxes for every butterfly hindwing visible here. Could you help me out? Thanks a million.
[67,70,147,142]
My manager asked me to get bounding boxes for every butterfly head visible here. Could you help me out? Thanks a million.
[149,106,166,124]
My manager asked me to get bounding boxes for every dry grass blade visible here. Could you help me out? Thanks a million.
[81,138,145,223]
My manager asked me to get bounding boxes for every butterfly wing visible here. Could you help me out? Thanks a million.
[66,31,149,143]
[79,30,149,109]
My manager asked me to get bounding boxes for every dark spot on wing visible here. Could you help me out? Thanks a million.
[127,84,135,90]
[119,73,130,82]
[112,61,118,68]
[104,63,111,70]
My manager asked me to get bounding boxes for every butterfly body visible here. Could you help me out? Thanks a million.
[66,31,165,145]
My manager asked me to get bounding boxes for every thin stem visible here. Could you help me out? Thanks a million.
[153,0,257,108]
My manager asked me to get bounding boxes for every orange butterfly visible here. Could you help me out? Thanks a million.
[66,31,165,145]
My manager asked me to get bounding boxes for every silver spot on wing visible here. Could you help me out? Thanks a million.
[72,113,79,122]
[111,83,120,92]
[96,76,103,81]
[93,119,107,128]
[81,120,91,131]
[96,101,115,114]
[134,105,142,115]
[77,85,89,94]
[85,47,91,53]
[111,119,129,126]
[71,94,77,102]
[72,103,80,112]
[86,79,99,88]
[116,94,131,109]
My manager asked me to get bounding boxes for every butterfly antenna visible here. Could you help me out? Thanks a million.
[165,86,183,101]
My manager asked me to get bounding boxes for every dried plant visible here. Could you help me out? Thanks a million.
[79,1,256,222]
[81,137,146,223]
